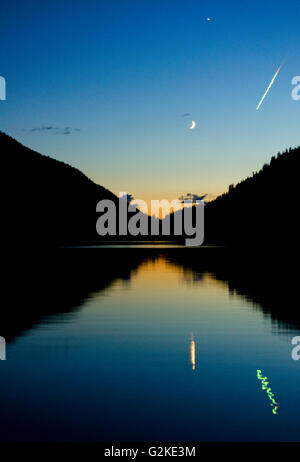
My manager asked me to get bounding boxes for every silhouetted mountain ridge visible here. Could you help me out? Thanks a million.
[205,146,300,247]
[1,130,118,244]
[2,130,299,247]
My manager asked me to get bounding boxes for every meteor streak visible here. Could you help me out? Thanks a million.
[256,63,283,110]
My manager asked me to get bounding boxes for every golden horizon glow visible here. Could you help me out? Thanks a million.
[129,195,219,218]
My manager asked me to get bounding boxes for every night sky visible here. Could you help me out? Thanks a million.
[1,0,299,202]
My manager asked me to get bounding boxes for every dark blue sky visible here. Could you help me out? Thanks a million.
[1,0,299,201]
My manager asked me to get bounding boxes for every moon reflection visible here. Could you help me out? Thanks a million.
[190,333,195,370]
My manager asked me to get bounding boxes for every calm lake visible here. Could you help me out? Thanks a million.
[1,251,299,442]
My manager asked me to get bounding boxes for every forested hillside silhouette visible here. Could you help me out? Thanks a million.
[2,130,299,247]
[2,131,176,245]
[205,146,300,247]
[2,131,184,244]
[2,131,118,245]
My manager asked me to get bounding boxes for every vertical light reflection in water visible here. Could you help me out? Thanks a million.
[190,333,195,370]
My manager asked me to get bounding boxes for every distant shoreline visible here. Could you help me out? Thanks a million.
[61,241,226,249]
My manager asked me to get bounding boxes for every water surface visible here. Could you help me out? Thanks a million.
[1,254,299,441]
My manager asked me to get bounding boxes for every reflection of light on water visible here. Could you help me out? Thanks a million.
[257,370,279,415]
[190,333,195,370]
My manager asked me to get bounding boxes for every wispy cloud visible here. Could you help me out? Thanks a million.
[30,126,81,135]
[178,193,207,203]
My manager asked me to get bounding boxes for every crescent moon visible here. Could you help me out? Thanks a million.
[189,120,196,130]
